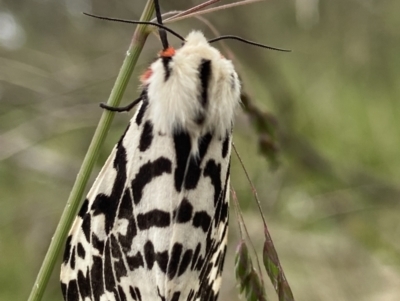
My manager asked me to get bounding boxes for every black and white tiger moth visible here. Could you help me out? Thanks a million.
[60,2,240,300]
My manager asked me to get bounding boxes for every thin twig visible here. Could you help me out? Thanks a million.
[230,173,265,286]
[232,142,267,226]
[164,0,221,21]
[165,0,265,23]
[231,187,245,239]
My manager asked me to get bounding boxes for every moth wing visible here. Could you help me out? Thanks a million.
[60,115,149,301]
[197,168,230,301]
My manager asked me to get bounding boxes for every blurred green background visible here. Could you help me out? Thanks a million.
[1,0,400,300]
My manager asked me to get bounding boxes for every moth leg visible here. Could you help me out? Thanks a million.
[100,96,142,112]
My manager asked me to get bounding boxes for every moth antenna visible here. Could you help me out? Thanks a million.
[83,12,185,42]
[154,0,169,50]
[100,96,142,112]
[208,35,291,52]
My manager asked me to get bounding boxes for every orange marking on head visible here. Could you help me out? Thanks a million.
[140,68,153,83]
[160,47,176,58]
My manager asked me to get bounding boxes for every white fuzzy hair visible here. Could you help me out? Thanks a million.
[144,31,241,140]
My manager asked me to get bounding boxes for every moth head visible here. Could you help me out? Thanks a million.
[82,13,289,139]
[144,31,241,139]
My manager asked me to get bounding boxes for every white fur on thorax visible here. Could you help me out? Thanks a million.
[144,31,241,140]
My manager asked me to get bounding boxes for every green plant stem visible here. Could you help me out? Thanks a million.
[27,2,155,301]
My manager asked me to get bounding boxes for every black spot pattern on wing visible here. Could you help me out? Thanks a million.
[129,287,137,300]
[216,163,230,227]
[198,133,213,157]
[198,260,213,298]
[117,189,133,220]
[111,235,128,282]
[174,131,213,192]
[161,289,182,301]
[117,120,131,146]
[173,131,191,192]
[214,251,221,268]
[220,221,229,251]
[66,279,79,301]
[221,134,230,158]
[144,240,169,273]
[194,249,206,273]
[144,241,155,269]
[192,211,212,233]
[61,282,67,299]
[135,91,148,126]
[188,289,195,301]
[91,255,104,301]
[204,159,222,206]
[178,249,193,277]
[214,197,229,229]
[157,287,166,301]
[218,245,227,274]
[137,209,170,230]
[131,157,172,204]
[139,120,154,152]
[70,247,76,270]
[81,215,91,242]
[173,198,193,223]
[191,243,201,270]
[91,142,127,234]
[184,133,212,189]
[91,193,118,235]
[157,250,169,274]
[171,292,181,301]
[118,285,128,301]
[117,189,137,252]
[77,243,85,259]
[77,269,91,300]
[104,239,116,291]
[62,235,72,264]
[91,233,104,255]
[127,251,144,271]
[167,243,183,279]
[77,199,89,218]
[135,287,142,301]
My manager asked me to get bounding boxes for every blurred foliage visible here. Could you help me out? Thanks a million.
[1,0,400,301]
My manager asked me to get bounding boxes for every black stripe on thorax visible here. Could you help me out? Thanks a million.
[199,59,211,107]
[196,59,212,124]
[162,57,172,81]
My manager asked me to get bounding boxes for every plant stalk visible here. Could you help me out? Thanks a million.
[27,1,155,300]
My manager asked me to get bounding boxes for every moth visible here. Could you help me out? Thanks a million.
[60,1,287,301]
